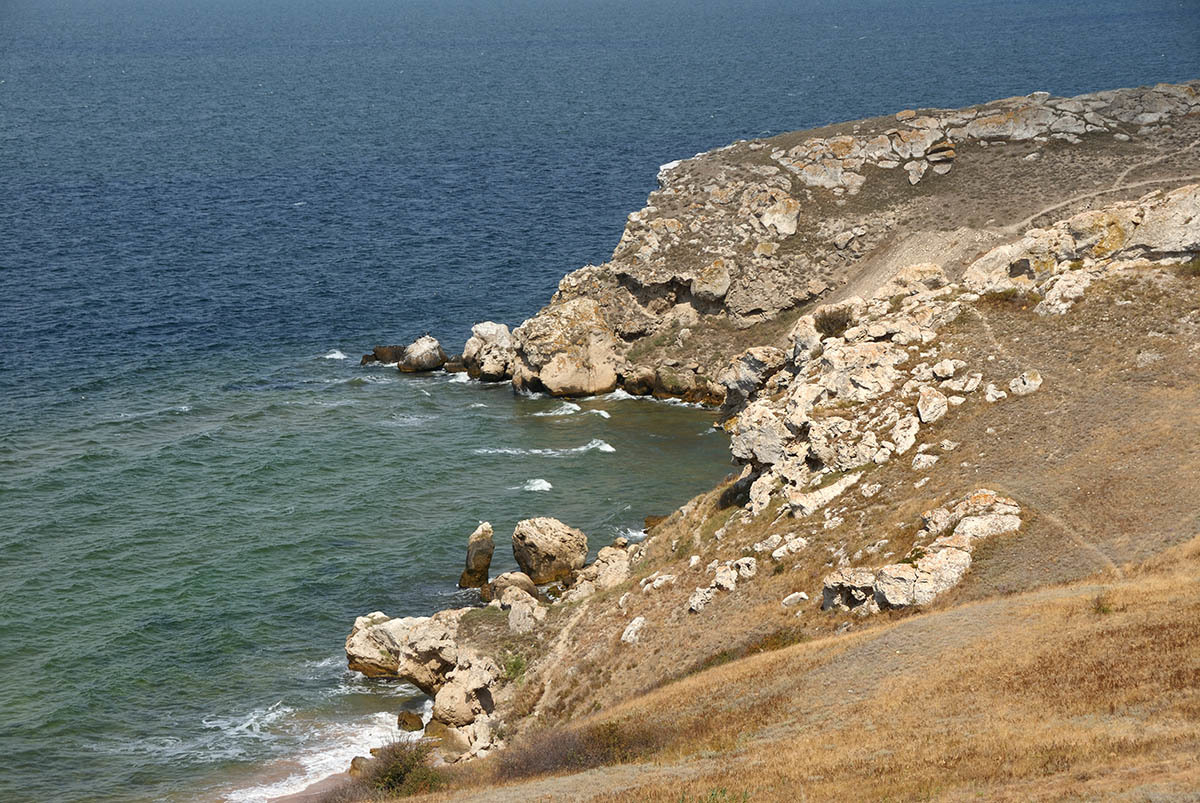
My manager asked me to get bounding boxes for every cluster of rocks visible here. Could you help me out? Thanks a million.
[769,82,1200,195]
[345,515,638,762]
[360,335,455,373]
[822,489,1022,614]
[345,608,502,761]
[963,183,1200,308]
[357,84,1197,406]
[687,556,757,613]
[720,184,1199,524]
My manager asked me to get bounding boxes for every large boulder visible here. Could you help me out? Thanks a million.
[344,608,467,693]
[511,298,621,396]
[718,346,788,415]
[462,322,516,382]
[511,517,588,584]
[398,335,447,373]
[457,522,494,589]
[431,650,500,728]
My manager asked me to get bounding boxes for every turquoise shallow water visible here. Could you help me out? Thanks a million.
[0,349,731,801]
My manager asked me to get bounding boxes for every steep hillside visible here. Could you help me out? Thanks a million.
[318,82,1200,803]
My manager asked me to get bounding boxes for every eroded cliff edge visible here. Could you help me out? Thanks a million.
[453,80,1200,403]
[335,81,1200,796]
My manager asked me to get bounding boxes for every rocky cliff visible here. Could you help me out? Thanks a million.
[333,81,1200,800]
[459,80,1200,402]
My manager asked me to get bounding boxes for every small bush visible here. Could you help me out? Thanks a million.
[493,720,668,782]
[814,306,854,338]
[368,740,444,796]
[501,650,527,683]
[1177,256,1200,278]
[317,740,445,801]
[1091,592,1114,615]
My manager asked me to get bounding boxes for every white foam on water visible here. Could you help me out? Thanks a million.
[468,403,488,409]
[510,478,553,492]
[586,409,611,419]
[447,372,472,383]
[617,527,649,542]
[321,350,348,360]
[473,438,615,457]
[598,388,704,408]
[222,710,416,803]
[532,402,581,417]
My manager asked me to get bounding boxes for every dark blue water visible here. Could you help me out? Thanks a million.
[2,1,1199,800]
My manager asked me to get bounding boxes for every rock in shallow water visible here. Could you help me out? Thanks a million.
[457,522,494,589]
[511,517,588,584]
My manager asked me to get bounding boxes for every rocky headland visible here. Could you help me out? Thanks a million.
[326,81,1200,801]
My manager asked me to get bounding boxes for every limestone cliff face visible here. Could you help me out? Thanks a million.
[500,80,1200,398]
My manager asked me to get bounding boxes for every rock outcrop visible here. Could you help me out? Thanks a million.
[511,517,589,584]
[510,299,620,396]
[824,489,1023,613]
[457,522,494,589]
[344,609,467,692]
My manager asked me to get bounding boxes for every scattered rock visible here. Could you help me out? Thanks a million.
[1009,370,1043,396]
[917,386,948,423]
[397,711,424,732]
[621,616,647,644]
[462,322,516,381]
[781,591,809,607]
[480,571,538,603]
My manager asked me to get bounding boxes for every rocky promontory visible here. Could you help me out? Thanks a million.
[332,80,1200,797]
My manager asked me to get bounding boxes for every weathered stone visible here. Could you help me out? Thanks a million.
[621,616,647,644]
[821,567,877,610]
[512,517,588,584]
[462,322,516,382]
[788,472,862,516]
[458,522,494,589]
[1009,370,1043,396]
[398,335,447,373]
[687,586,716,613]
[512,298,620,396]
[397,711,424,732]
[719,346,788,413]
[432,650,499,727]
[781,591,809,607]
[480,571,538,603]
[917,386,948,423]
[890,415,920,454]
[345,609,467,693]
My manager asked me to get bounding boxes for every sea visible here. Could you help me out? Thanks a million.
[2,0,1198,800]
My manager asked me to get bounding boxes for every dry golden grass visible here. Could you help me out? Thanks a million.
[408,535,1200,802]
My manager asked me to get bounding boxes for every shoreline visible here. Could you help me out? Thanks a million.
[253,79,1200,799]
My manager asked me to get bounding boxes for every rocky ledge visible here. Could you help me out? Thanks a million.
[360,81,1199,404]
